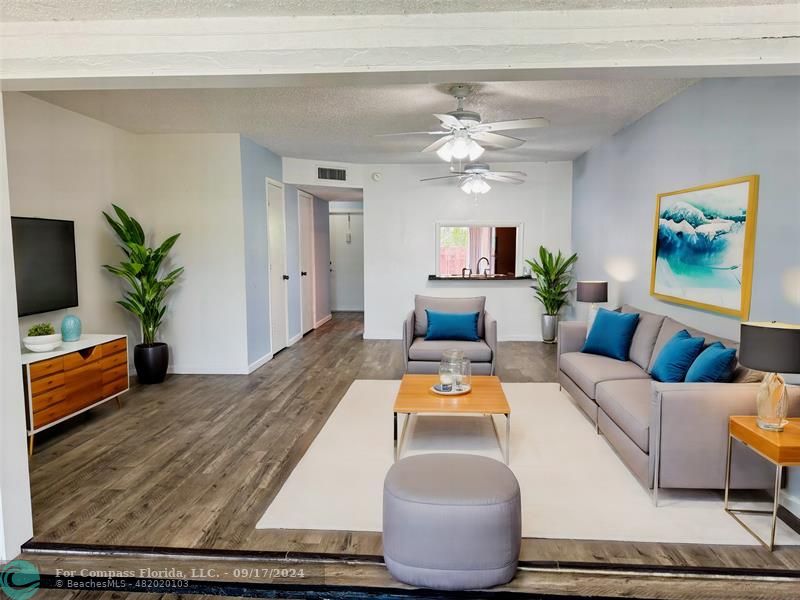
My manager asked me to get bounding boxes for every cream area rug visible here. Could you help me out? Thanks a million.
[257,380,800,545]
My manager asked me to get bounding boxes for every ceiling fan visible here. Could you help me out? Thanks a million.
[420,163,526,195]
[381,85,549,161]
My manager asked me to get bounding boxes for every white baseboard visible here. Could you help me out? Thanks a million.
[287,333,302,346]
[247,353,273,374]
[167,365,250,375]
[314,314,332,328]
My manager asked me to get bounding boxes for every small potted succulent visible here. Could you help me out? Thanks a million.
[22,322,62,352]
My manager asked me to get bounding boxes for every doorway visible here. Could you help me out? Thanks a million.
[267,179,289,354]
[329,204,364,312]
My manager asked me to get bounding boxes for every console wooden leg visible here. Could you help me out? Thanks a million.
[116,397,123,409]
[28,435,34,457]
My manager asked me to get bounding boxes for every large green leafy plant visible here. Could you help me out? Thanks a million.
[103,205,183,345]
[526,246,578,316]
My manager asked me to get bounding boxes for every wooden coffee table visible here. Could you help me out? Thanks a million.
[393,374,511,464]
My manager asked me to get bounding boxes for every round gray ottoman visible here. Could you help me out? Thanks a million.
[382,453,521,591]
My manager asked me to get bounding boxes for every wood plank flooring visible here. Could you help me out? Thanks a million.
[25,312,800,588]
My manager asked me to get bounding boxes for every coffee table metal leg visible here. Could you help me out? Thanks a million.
[770,464,783,550]
[393,412,398,461]
[505,413,511,465]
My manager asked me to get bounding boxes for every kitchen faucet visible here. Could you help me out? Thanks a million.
[476,256,490,276]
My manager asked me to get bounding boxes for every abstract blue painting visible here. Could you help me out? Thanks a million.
[650,176,758,319]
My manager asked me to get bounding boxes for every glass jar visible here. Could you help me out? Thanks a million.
[439,349,464,393]
[457,358,472,392]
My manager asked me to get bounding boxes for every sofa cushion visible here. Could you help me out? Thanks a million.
[650,330,705,383]
[596,379,653,453]
[415,295,485,338]
[621,305,665,371]
[424,310,480,341]
[409,338,492,362]
[560,352,650,400]
[581,308,640,361]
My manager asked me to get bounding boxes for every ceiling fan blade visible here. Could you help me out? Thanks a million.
[421,135,454,153]
[490,170,528,177]
[478,118,549,132]
[376,131,450,137]
[433,113,464,130]
[471,131,525,149]
[484,173,524,183]
[419,175,463,182]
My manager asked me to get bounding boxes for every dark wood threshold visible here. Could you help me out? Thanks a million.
[22,540,800,580]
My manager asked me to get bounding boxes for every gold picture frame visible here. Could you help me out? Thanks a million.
[649,175,758,319]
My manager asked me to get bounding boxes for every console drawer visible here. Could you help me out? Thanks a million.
[103,378,128,398]
[100,351,127,370]
[29,357,64,381]
[63,345,103,371]
[31,387,66,413]
[31,373,64,395]
[101,338,127,356]
[103,364,128,384]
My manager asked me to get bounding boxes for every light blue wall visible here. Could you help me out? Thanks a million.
[573,77,800,517]
[284,184,302,340]
[239,136,282,365]
[573,77,800,341]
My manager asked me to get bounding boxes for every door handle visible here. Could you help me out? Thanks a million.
[282,275,290,280]
[301,271,307,276]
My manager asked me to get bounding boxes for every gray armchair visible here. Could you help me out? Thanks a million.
[403,295,497,375]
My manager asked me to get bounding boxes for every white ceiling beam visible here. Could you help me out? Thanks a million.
[1,5,799,90]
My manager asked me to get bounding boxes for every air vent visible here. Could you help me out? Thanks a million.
[318,167,347,181]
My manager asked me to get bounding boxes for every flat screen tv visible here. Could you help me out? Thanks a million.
[11,217,79,317]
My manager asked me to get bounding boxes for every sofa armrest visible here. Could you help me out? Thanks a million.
[557,321,586,373]
[651,383,800,489]
[484,311,497,374]
[403,310,415,369]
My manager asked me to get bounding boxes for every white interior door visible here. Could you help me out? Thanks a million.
[298,190,315,334]
[329,212,364,311]
[267,181,288,353]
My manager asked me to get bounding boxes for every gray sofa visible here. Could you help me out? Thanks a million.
[403,295,497,375]
[558,305,800,501]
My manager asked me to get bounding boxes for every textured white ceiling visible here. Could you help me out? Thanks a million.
[2,0,791,21]
[29,79,693,163]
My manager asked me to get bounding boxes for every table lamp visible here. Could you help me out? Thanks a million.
[576,281,608,334]
[739,321,800,431]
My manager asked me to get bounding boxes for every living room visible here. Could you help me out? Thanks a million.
[1,3,799,600]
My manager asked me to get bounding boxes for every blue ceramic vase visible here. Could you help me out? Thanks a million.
[61,315,82,342]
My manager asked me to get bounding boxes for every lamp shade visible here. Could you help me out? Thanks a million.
[576,281,608,303]
[739,322,800,373]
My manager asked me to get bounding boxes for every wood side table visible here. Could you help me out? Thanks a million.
[393,374,511,463]
[724,416,800,550]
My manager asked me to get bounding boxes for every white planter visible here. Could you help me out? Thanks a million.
[22,333,62,352]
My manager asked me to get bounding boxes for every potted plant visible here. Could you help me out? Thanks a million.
[22,323,62,352]
[526,246,578,344]
[103,205,183,384]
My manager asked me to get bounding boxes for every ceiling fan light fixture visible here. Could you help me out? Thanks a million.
[467,139,484,161]
[450,134,471,160]
[436,142,454,162]
[460,175,491,195]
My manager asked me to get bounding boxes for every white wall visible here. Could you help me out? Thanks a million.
[363,162,572,340]
[0,93,33,561]
[5,92,140,345]
[137,134,250,374]
[283,157,366,189]
[330,212,364,311]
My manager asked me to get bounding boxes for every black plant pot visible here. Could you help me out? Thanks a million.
[134,342,169,384]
